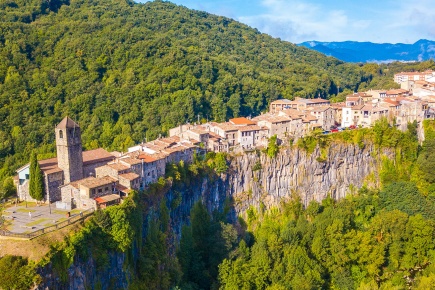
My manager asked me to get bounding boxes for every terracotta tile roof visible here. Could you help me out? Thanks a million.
[95,194,121,204]
[144,144,166,152]
[396,96,413,102]
[39,158,63,174]
[361,104,376,112]
[308,98,330,104]
[310,106,331,112]
[119,172,140,181]
[229,117,257,126]
[115,184,132,194]
[351,105,364,110]
[110,151,122,158]
[372,105,389,112]
[238,125,262,132]
[119,157,142,165]
[138,154,158,163]
[188,128,208,135]
[154,136,180,146]
[304,115,318,121]
[253,114,291,124]
[38,148,115,174]
[213,122,239,132]
[64,177,94,189]
[383,99,400,106]
[271,99,292,104]
[79,176,117,189]
[151,152,169,160]
[163,147,185,154]
[56,117,80,129]
[386,89,409,95]
[107,163,130,171]
[82,148,115,165]
[180,142,197,149]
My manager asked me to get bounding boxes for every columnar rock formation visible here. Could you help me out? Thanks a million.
[38,141,393,289]
[226,142,393,212]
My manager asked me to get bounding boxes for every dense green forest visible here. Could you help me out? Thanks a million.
[2,122,435,289]
[1,0,435,191]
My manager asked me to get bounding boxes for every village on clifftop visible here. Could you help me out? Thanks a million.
[15,71,435,211]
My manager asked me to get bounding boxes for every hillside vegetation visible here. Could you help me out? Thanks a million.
[1,0,435,188]
[0,0,373,185]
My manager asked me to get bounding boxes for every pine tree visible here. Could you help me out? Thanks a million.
[29,152,44,201]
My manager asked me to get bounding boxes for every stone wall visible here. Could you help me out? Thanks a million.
[83,161,111,178]
[46,172,64,202]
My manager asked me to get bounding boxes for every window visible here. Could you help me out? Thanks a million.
[92,189,96,196]
[25,174,29,180]
[59,130,63,138]
[98,188,102,193]
[105,187,108,191]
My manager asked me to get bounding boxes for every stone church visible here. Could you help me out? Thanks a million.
[17,116,197,209]
[16,117,116,204]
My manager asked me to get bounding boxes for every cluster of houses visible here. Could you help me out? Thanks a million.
[15,71,435,211]
[16,117,200,211]
[168,89,435,151]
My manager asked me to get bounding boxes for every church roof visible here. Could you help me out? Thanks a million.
[56,117,80,129]
[29,148,114,175]
[82,148,115,165]
[39,158,63,174]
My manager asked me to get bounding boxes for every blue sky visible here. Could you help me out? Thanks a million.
[139,0,435,44]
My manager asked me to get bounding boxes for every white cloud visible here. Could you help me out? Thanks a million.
[236,0,435,43]
[237,0,365,43]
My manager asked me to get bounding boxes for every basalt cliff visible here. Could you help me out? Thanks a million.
[38,141,393,289]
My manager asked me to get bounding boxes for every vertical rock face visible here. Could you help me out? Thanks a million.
[226,143,393,213]
[38,252,129,290]
[37,142,392,289]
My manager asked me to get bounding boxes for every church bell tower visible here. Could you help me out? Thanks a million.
[55,117,83,183]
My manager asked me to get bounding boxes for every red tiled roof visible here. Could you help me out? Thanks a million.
[229,117,256,126]
[383,99,400,106]
[107,163,130,171]
[95,194,121,204]
[119,172,140,181]
[138,154,157,163]
[82,148,115,165]
[119,157,142,165]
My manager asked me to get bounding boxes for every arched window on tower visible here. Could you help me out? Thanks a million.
[59,130,63,139]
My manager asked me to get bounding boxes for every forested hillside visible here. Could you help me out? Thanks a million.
[0,0,373,185]
[0,0,433,188]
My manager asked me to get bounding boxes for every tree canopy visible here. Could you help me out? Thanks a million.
[0,0,411,185]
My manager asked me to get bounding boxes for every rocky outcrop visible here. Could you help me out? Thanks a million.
[167,142,393,237]
[37,252,130,290]
[227,142,392,212]
[37,141,392,289]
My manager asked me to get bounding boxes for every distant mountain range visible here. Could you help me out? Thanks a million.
[298,39,435,63]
